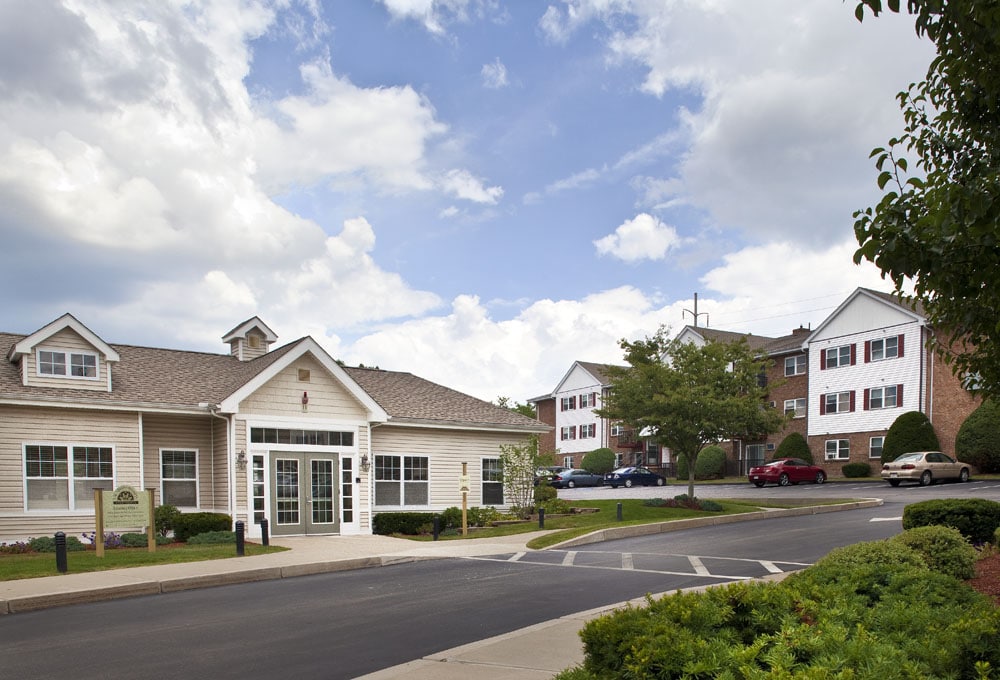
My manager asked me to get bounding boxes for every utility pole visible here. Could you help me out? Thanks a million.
[683,292,709,327]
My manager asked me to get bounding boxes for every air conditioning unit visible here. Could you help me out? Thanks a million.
[766,443,775,451]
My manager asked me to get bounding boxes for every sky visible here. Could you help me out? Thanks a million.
[0,0,936,404]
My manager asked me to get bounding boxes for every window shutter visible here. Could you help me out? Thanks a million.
[571,396,576,409]
[819,394,826,415]
[864,340,871,363]
[849,391,856,412]
[571,426,576,439]
[821,351,827,370]
[850,344,857,365]
[897,384,903,406]
[863,388,870,410]
[897,334,904,358]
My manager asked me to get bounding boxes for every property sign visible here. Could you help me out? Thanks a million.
[459,475,470,493]
[103,485,149,527]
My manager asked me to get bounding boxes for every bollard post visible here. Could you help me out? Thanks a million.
[235,520,245,556]
[259,518,269,547]
[55,531,68,574]
[538,507,545,529]
[433,516,440,541]
[616,502,623,521]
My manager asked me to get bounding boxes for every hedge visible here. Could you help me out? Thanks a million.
[372,512,437,535]
[173,512,233,542]
[902,498,1000,544]
[841,462,872,478]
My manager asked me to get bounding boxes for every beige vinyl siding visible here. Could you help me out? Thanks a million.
[233,419,248,524]
[141,414,221,510]
[0,405,140,540]
[357,425,371,531]
[370,426,533,510]
[239,355,368,419]
[23,328,109,392]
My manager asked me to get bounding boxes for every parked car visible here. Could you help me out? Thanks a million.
[550,469,604,488]
[880,451,971,487]
[748,458,826,487]
[534,466,571,485]
[604,466,666,488]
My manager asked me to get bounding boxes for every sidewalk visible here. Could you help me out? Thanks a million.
[0,500,881,679]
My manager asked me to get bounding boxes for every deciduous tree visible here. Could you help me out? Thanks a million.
[597,329,785,499]
[853,0,1000,396]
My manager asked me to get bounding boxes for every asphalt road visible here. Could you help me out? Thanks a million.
[2,481,996,679]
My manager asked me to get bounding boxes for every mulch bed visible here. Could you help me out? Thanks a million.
[968,551,1000,606]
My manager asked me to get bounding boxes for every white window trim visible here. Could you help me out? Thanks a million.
[160,448,200,510]
[869,436,884,459]
[870,337,899,362]
[36,346,101,381]
[784,398,806,418]
[825,391,852,414]
[825,345,852,369]
[373,454,430,509]
[784,355,806,376]
[868,386,898,410]
[825,439,850,460]
[22,442,116,512]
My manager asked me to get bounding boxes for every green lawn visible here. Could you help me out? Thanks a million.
[0,543,288,581]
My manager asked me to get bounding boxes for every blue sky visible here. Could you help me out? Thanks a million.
[0,1,935,402]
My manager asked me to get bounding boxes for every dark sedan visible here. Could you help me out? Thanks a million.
[748,457,826,487]
[603,466,666,488]
[549,469,604,488]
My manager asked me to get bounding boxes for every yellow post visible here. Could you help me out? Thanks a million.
[146,488,156,553]
[461,461,468,537]
[94,489,104,558]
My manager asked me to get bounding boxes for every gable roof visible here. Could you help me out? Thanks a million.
[221,316,278,344]
[676,325,776,351]
[808,287,926,340]
[0,326,544,432]
[8,313,120,363]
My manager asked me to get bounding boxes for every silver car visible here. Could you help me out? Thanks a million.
[881,451,971,487]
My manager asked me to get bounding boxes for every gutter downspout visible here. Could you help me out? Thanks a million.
[207,405,233,523]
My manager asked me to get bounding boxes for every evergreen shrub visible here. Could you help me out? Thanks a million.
[774,431,812,463]
[902,498,1000,544]
[580,448,616,475]
[187,531,236,545]
[694,445,726,479]
[372,512,438,535]
[890,525,978,580]
[956,399,1000,472]
[28,535,86,552]
[841,462,872,478]
[173,512,232,542]
[155,504,181,537]
[881,410,940,463]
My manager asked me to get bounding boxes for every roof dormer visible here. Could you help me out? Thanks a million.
[7,313,120,391]
[222,317,278,362]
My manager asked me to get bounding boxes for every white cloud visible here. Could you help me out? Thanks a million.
[594,213,680,262]
[481,57,509,88]
[439,168,504,204]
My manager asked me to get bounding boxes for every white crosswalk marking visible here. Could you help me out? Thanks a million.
[622,553,634,570]
[562,551,576,566]
[508,552,525,561]
[688,555,710,576]
[760,561,783,574]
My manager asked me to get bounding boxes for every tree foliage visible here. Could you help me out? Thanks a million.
[881,410,941,463]
[498,436,540,519]
[853,0,1000,397]
[596,329,785,499]
[581,447,616,475]
[775,432,812,463]
[495,396,537,419]
[955,399,1000,472]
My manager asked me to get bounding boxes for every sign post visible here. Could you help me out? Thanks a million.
[94,485,156,557]
[459,462,470,537]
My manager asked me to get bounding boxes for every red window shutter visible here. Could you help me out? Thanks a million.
[820,351,827,370]
[850,344,857,366]
[897,384,903,406]
[864,388,870,410]
[571,396,576,409]
[819,394,826,415]
[897,334,904,358]
[849,391,856,412]
[864,340,871,363]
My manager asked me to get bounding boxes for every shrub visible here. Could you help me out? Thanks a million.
[903,498,1000,544]
[155,504,181,537]
[842,462,872,478]
[881,410,940,464]
[372,512,438,535]
[694,445,727,479]
[891,525,978,580]
[28,535,87,553]
[467,506,501,527]
[534,483,557,504]
[956,399,1000,473]
[580,448,616,475]
[774,431,813,463]
[119,532,173,547]
[82,531,125,549]
[537,498,573,515]
[438,506,462,529]
[641,495,723,512]
[173,512,232,542]
[187,531,236,545]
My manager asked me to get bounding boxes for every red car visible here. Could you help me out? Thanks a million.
[748,457,826,487]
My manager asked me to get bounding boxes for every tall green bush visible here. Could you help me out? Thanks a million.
[580,448,616,475]
[890,525,978,580]
[902,498,1000,544]
[956,399,1000,473]
[172,512,232,542]
[694,445,726,479]
[774,431,812,463]
[881,410,940,464]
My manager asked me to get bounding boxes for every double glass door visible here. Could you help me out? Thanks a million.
[270,453,339,535]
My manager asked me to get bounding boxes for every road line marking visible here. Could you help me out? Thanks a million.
[870,517,902,522]
[760,561,783,574]
[562,551,576,566]
[622,553,634,570]
[688,555,710,576]
[508,552,525,561]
